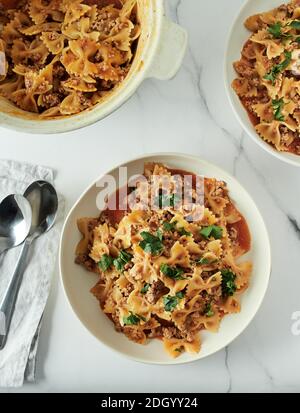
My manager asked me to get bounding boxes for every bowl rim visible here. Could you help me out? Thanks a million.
[59,152,272,365]
[224,0,300,167]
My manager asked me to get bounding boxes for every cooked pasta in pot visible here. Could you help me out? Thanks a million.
[232,0,300,155]
[75,163,252,358]
[0,0,140,116]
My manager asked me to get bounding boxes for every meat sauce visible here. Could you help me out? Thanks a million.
[240,99,300,155]
[103,167,251,253]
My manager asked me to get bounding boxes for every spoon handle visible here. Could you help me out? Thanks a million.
[0,238,31,350]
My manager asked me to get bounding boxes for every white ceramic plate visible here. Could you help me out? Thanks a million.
[59,153,271,365]
[225,0,300,167]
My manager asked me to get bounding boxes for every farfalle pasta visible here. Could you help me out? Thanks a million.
[232,0,300,155]
[0,0,140,116]
[75,163,252,358]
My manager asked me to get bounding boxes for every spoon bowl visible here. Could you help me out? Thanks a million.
[24,180,58,238]
[0,195,32,255]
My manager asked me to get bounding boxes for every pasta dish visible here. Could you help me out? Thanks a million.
[232,0,300,155]
[75,163,252,358]
[0,0,140,116]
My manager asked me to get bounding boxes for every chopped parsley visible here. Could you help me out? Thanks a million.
[268,22,283,39]
[163,221,177,232]
[141,283,150,294]
[98,254,113,272]
[289,20,300,31]
[264,51,292,85]
[272,98,285,121]
[139,230,164,255]
[163,291,185,312]
[221,269,237,297]
[160,264,185,280]
[155,193,181,209]
[162,220,191,236]
[200,225,223,240]
[113,250,133,272]
[178,227,192,236]
[204,303,214,317]
[123,312,146,326]
[196,256,218,265]
[268,22,292,40]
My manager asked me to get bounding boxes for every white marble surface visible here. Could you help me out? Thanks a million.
[0,0,300,393]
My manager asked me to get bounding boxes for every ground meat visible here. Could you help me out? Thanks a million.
[75,253,97,273]
[146,326,163,339]
[280,126,296,147]
[148,214,160,232]
[146,280,169,304]
[91,10,118,35]
[53,63,67,80]
[121,282,134,297]
[111,312,122,332]
[162,326,182,340]
[41,92,61,109]
[124,327,145,344]
[211,180,227,198]
[233,60,256,78]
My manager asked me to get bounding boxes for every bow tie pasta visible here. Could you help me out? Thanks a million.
[75,163,252,358]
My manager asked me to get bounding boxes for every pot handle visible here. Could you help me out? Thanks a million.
[146,17,188,80]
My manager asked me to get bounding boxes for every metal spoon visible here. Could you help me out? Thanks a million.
[0,195,32,255]
[0,181,58,349]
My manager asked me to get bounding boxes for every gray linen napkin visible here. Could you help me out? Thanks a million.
[0,159,64,387]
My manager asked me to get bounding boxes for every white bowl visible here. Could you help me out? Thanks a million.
[225,0,300,167]
[0,0,187,134]
[59,153,271,365]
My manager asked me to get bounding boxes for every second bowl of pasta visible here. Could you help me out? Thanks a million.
[225,0,300,166]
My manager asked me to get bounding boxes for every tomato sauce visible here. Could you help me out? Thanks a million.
[0,0,19,8]
[240,97,260,127]
[104,187,129,226]
[227,214,251,253]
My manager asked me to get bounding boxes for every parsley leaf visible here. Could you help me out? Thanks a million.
[204,303,214,317]
[268,22,283,39]
[163,291,185,312]
[123,312,145,326]
[272,98,285,121]
[163,220,191,236]
[155,193,181,209]
[200,225,223,240]
[289,20,300,31]
[98,254,113,272]
[139,231,164,255]
[163,221,177,232]
[178,227,192,236]
[141,283,150,294]
[113,250,133,272]
[196,256,218,265]
[268,22,292,40]
[221,269,237,297]
[264,51,292,85]
[160,264,185,280]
